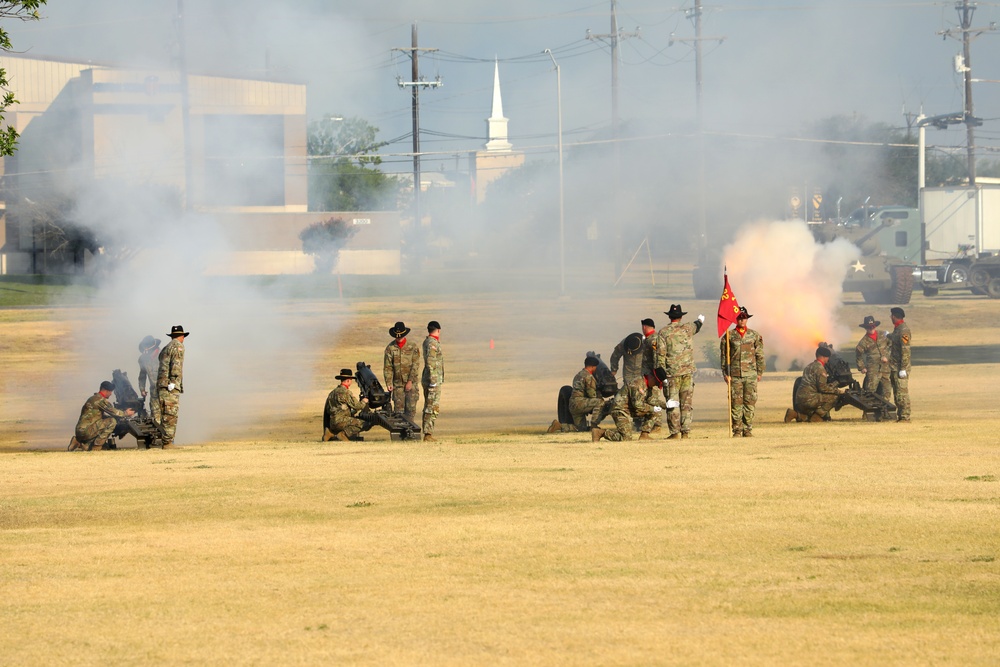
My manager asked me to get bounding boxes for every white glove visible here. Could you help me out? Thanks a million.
[167,383,175,391]
[898,370,907,379]
[883,331,890,337]
[428,383,437,388]
[665,399,680,409]
[653,406,662,413]
[697,314,705,323]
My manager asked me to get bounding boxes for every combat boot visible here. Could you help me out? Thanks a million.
[784,409,798,423]
[161,443,178,449]
[423,433,436,442]
[591,428,605,442]
[322,428,335,442]
[336,432,351,442]
[546,419,561,434]
[732,430,743,438]
[681,432,690,439]
[67,436,82,452]
[638,431,652,441]
[809,413,825,423]
[666,433,681,440]
[743,430,753,438]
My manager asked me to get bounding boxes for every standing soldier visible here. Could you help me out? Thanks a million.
[609,332,644,386]
[855,315,891,398]
[157,324,188,449]
[137,335,162,424]
[68,380,135,451]
[592,369,666,442]
[639,318,662,432]
[720,306,765,437]
[887,307,912,422]
[384,321,421,423]
[324,368,370,442]
[656,304,705,439]
[421,320,444,442]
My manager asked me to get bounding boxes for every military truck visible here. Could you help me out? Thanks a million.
[810,205,920,305]
[916,185,1000,298]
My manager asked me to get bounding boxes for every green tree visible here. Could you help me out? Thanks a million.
[0,1,46,156]
[299,215,358,274]
[307,115,399,211]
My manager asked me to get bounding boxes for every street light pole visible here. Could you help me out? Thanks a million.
[545,49,566,296]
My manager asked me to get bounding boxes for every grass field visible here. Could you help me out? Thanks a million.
[2,268,999,665]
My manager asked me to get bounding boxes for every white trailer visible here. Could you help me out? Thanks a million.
[919,184,1000,297]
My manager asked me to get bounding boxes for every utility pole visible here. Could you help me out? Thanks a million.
[394,23,441,229]
[175,0,194,211]
[669,1,724,273]
[587,0,639,277]
[545,49,566,296]
[938,0,994,185]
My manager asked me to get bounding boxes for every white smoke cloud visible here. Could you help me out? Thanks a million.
[723,219,859,370]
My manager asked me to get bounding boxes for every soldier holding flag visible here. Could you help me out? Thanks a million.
[717,273,765,437]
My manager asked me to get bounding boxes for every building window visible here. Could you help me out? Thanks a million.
[203,115,285,206]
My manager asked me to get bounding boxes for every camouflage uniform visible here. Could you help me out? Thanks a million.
[855,331,891,398]
[75,392,127,448]
[326,384,368,438]
[602,379,661,441]
[639,331,663,429]
[656,320,703,436]
[384,339,421,422]
[609,335,643,386]
[138,348,161,424]
[888,321,912,421]
[793,360,840,420]
[720,327,765,435]
[421,334,444,436]
[566,368,606,431]
[156,338,184,445]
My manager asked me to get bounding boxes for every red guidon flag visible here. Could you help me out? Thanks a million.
[717,272,741,337]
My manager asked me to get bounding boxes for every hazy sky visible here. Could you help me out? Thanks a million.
[7,1,1000,176]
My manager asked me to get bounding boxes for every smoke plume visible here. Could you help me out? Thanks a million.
[723,219,859,369]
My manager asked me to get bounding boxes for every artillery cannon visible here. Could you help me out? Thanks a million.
[110,369,168,449]
[791,348,896,422]
[350,361,422,440]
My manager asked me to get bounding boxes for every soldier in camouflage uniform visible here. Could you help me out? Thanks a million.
[157,325,188,449]
[855,315,891,398]
[324,368,370,442]
[887,307,912,422]
[720,307,765,437]
[638,318,662,432]
[548,356,607,433]
[421,320,444,442]
[593,369,666,442]
[137,335,162,424]
[68,380,135,451]
[789,346,847,422]
[384,321,421,422]
[609,332,644,386]
[656,304,705,439]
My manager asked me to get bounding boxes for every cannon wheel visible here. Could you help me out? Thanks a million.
[791,376,803,408]
[557,385,573,425]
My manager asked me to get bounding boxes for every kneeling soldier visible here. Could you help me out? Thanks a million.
[324,368,370,442]
[593,369,666,442]
[68,380,134,451]
[548,355,608,433]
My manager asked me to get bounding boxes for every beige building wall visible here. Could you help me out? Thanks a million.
[473,150,525,203]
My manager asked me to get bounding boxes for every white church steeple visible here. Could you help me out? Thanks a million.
[484,59,512,152]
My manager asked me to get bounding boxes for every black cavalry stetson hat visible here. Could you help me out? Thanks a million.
[665,304,687,319]
[335,368,355,381]
[737,306,752,319]
[623,332,643,355]
[859,315,881,328]
[138,335,161,352]
[389,321,411,338]
[167,325,190,337]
